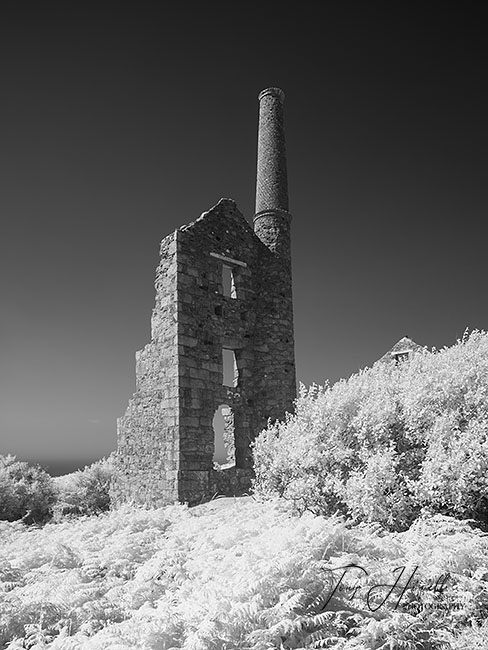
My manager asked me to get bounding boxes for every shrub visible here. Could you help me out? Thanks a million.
[53,454,114,518]
[253,329,488,530]
[0,455,56,523]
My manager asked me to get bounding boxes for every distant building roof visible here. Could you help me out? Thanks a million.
[377,336,425,364]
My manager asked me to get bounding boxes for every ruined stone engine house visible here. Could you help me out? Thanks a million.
[112,88,296,506]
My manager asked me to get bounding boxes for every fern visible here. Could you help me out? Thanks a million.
[0,499,486,649]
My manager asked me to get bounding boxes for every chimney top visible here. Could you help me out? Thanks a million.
[258,87,285,102]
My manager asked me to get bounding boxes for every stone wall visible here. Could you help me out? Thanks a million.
[111,234,180,506]
[111,198,296,507]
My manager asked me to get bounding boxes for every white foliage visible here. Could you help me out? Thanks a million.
[0,499,486,649]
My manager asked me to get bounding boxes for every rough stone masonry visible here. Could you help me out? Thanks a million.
[111,88,297,507]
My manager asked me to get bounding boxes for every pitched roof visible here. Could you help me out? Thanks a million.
[377,336,425,364]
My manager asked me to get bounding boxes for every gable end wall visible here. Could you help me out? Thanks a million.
[112,199,296,507]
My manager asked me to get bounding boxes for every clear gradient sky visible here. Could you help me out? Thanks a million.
[1,4,487,475]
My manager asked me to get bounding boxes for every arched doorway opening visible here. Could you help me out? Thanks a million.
[212,404,236,468]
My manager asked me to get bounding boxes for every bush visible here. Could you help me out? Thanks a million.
[253,329,488,530]
[53,454,114,518]
[0,455,56,523]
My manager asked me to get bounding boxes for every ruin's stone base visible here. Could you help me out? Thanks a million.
[179,467,254,506]
[111,465,254,508]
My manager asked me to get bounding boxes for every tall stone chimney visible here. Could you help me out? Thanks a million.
[253,87,292,261]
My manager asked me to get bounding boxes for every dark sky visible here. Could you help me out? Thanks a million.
[1,4,487,474]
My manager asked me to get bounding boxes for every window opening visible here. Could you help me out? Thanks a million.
[222,348,238,387]
[212,404,236,467]
[393,352,410,364]
[222,265,237,299]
